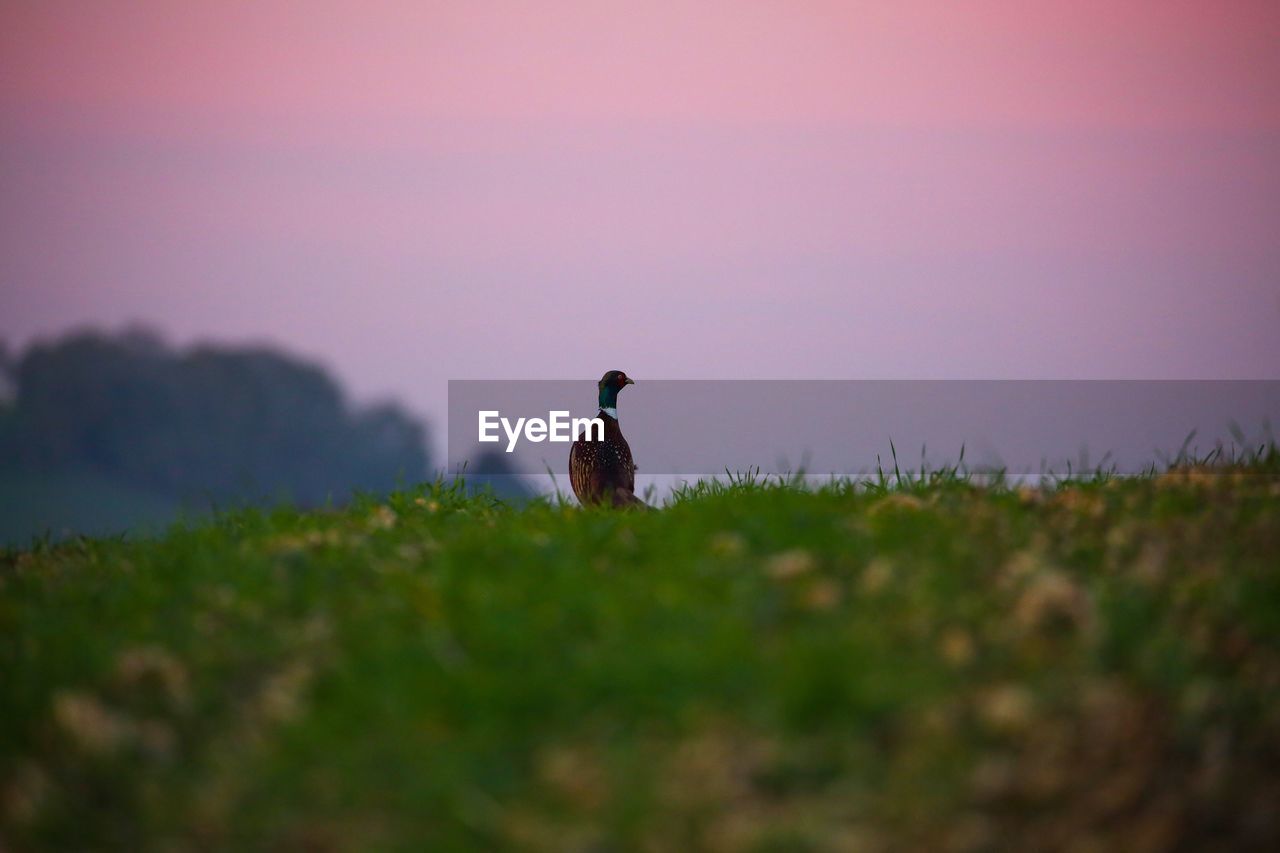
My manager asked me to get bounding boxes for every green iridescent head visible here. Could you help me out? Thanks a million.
[597,370,634,409]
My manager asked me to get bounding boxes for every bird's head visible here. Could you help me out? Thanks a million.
[597,370,634,410]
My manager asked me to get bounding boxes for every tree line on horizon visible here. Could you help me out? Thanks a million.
[0,328,430,508]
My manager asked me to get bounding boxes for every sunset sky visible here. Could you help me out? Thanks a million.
[2,1,1278,445]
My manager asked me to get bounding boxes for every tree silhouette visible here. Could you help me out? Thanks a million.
[0,328,429,507]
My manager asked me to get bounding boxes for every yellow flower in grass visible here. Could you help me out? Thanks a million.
[368,505,398,530]
[977,684,1036,734]
[708,531,746,558]
[52,691,130,755]
[766,549,815,580]
[859,558,894,594]
[939,629,976,666]
[868,493,924,518]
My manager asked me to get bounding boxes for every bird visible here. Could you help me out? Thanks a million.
[569,370,647,508]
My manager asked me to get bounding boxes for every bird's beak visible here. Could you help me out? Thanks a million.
[624,378,635,385]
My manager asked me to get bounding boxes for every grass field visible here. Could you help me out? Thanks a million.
[2,451,1279,851]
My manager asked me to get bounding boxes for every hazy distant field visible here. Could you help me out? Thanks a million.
[0,472,182,548]
[2,453,1278,851]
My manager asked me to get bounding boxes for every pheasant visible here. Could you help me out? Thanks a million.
[569,370,646,508]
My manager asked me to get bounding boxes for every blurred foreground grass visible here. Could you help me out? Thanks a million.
[3,453,1279,851]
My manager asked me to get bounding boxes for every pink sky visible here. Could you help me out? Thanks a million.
[2,1,1278,449]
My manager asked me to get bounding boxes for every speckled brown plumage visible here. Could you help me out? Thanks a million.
[569,370,646,508]
[570,411,639,506]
